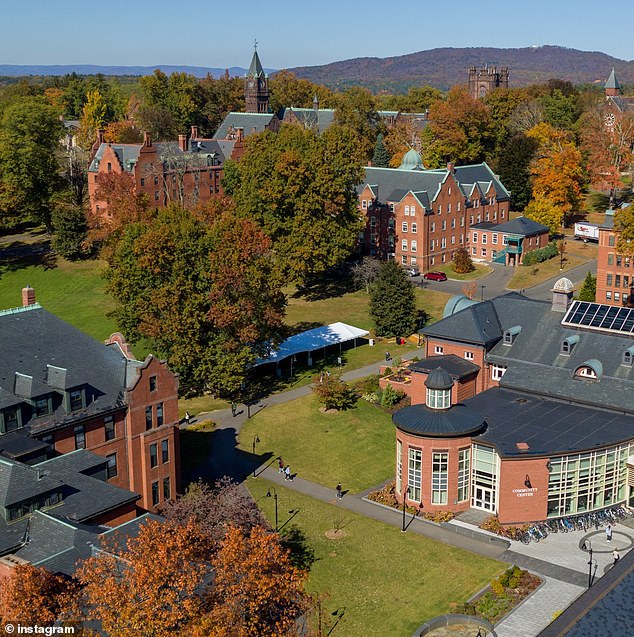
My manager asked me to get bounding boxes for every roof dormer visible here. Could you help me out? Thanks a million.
[560,335,579,356]
[574,359,602,381]
[623,345,634,367]
[503,325,521,345]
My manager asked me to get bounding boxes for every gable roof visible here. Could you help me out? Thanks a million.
[213,112,278,140]
[472,216,549,237]
[281,107,335,134]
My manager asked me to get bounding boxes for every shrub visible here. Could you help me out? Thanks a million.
[380,383,403,408]
[423,511,454,523]
[382,366,393,377]
[361,392,379,403]
[452,246,475,273]
[522,241,558,266]
[351,374,380,394]
[312,374,357,411]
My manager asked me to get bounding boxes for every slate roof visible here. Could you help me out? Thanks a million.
[281,107,335,134]
[248,50,266,78]
[88,143,142,173]
[0,458,63,507]
[393,403,486,438]
[409,354,480,380]
[605,67,621,90]
[0,305,130,432]
[0,431,49,461]
[472,216,549,237]
[214,112,278,140]
[466,387,634,459]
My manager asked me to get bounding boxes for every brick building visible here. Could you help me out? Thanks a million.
[388,282,634,524]
[356,155,511,266]
[0,288,180,514]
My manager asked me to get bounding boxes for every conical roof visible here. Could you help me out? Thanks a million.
[248,50,265,78]
[605,67,621,90]
[399,148,424,170]
[425,367,453,390]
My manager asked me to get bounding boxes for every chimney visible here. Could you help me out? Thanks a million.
[551,278,574,312]
[447,162,454,173]
[191,125,199,139]
[143,131,152,147]
[236,127,244,142]
[21,285,36,307]
[178,134,187,151]
[91,128,105,154]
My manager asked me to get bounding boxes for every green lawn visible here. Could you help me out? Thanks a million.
[240,394,394,493]
[438,262,492,281]
[249,479,504,637]
[507,254,588,290]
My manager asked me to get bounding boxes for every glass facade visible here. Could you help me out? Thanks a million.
[547,444,631,517]
[431,452,449,504]
[458,448,470,502]
[408,447,422,502]
[426,388,450,410]
[472,444,498,511]
[396,439,402,492]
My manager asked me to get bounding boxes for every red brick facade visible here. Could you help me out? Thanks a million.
[470,224,549,265]
[596,225,634,307]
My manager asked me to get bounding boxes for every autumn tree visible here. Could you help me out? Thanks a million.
[269,70,333,113]
[77,89,107,149]
[0,97,64,230]
[160,477,266,544]
[224,124,365,282]
[333,86,381,158]
[452,247,475,273]
[199,73,245,137]
[614,205,634,256]
[369,260,417,337]
[539,88,581,131]
[105,204,286,396]
[0,563,74,628]
[197,525,311,637]
[524,196,562,234]
[312,373,357,411]
[422,86,494,167]
[77,519,212,637]
[351,256,382,293]
[104,119,144,143]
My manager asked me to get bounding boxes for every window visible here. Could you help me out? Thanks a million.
[491,364,506,381]
[441,220,446,231]
[432,452,449,504]
[74,425,85,450]
[430,240,435,252]
[501,209,506,219]
[616,275,621,288]
[616,255,622,267]
[145,406,153,430]
[503,235,508,245]
[401,255,407,264]
[404,205,410,216]
[427,387,451,409]
[451,218,456,229]
[150,443,158,468]
[411,240,417,253]
[163,477,171,501]
[69,389,83,411]
[396,439,402,492]
[451,235,456,245]
[152,481,159,506]
[411,205,416,215]
[607,274,613,286]
[107,162,112,172]
[35,397,50,417]
[105,416,115,441]
[460,216,465,227]
[485,211,490,222]
[472,232,478,243]
[370,216,376,227]
[561,336,578,355]
[625,276,630,288]
[430,222,435,233]
[606,291,612,300]
[408,448,422,502]
[154,176,159,185]
[402,239,408,252]
[362,200,367,209]
[411,223,417,233]
[576,366,597,380]
[477,214,481,223]
[149,376,157,392]
[438,205,442,215]
[434,345,444,355]
[106,453,118,479]
[447,203,451,213]
[410,256,417,265]
[2,409,19,433]
[157,403,164,427]
[458,449,470,502]
[615,292,621,302]
[464,351,474,360]
[623,349,634,366]
[154,191,159,201]
[481,234,487,245]
[481,248,487,257]
[161,439,169,463]
[457,202,461,212]
[492,233,498,245]
[140,177,145,187]
[402,222,408,232]
[441,237,446,249]
[472,247,477,255]
[389,203,394,212]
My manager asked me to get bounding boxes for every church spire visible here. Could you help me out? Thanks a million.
[605,67,622,97]
[244,41,269,113]
[248,39,265,79]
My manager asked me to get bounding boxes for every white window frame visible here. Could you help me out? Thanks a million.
[491,364,506,381]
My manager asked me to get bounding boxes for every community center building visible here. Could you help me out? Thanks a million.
[388,280,634,525]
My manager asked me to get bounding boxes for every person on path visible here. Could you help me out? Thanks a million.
[337,356,342,367]
[606,523,613,542]
[284,465,291,481]
[385,351,391,362]
[613,548,620,565]
[231,401,237,417]
[184,411,191,426]
[278,457,285,474]
[336,482,342,500]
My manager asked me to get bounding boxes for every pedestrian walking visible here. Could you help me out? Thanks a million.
[606,523,613,542]
[385,351,391,362]
[336,482,342,500]
[184,411,191,426]
[319,372,324,384]
[231,401,237,417]
[278,457,285,474]
[337,356,342,367]
[613,548,620,565]
[284,465,291,481]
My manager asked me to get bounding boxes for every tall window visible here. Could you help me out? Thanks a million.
[161,439,169,463]
[396,440,402,493]
[152,481,159,506]
[150,443,158,468]
[402,222,408,232]
[145,406,152,430]
[411,223,417,233]
[104,416,115,441]
[106,453,118,479]
[402,239,408,251]
[35,397,50,417]
[156,403,164,427]
[163,477,171,501]
[426,387,450,409]
[491,365,507,381]
[411,240,417,253]
[458,449,470,502]
[69,389,84,411]
[408,448,422,502]
[2,409,19,433]
[432,452,449,504]
[74,425,85,450]
[149,375,157,392]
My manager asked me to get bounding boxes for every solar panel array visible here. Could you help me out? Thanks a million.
[562,301,634,334]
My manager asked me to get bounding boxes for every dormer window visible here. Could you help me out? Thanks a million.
[69,389,84,412]
[623,346,634,367]
[560,335,579,355]
[34,397,50,417]
[574,359,602,381]
[426,387,451,410]
[0,407,21,434]
[575,367,597,380]
[503,326,521,345]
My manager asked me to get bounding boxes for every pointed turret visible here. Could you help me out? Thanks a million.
[244,41,269,113]
[248,49,265,79]
[605,67,622,97]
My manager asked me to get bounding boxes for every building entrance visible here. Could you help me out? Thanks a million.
[473,486,495,511]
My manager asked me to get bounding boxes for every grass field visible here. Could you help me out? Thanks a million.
[507,254,589,290]
[249,479,504,637]
[240,394,394,493]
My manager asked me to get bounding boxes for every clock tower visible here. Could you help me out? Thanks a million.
[244,41,269,113]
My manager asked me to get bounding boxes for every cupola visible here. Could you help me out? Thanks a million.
[425,367,453,410]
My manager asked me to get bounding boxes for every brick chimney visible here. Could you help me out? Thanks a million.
[191,125,199,139]
[91,129,105,156]
[22,285,36,307]
[447,162,454,173]
[178,134,187,151]
[143,131,152,147]
[236,128,244,142]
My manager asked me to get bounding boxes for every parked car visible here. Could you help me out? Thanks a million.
[423,271,447,281]
[404,266,420,277]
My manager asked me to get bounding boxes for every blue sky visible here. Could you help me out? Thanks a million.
[3,0,633,68]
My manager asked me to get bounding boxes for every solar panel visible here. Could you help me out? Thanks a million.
[562,300,634,336]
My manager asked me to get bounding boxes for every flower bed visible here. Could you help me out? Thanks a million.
[480,514,528,541]
[367,481,454,522]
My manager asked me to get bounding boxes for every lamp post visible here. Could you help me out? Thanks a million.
[266,488,278,531]
[585,539,596,588]
[401,486,410,532]
[480,285,486,301]
[252,435,260,478]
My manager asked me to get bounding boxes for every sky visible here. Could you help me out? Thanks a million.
[2,0,633,69]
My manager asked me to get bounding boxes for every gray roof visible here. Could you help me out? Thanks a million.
[248,50,265,78]
[214,112,277,140]
[0,305,129,432]
[393,403,486,438]
[281,107,335,134]
[0,458,63,507]
[425,292,634,413]
[472,216,549,237]
[0,431,50,461]
[605,67,621,90]
[425,367,453,390]
[409,354,480,380]
[88,143,142,173]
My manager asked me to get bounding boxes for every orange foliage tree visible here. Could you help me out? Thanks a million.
[0,563,74,627]
[77,519,213,637]
[196,525,312,637]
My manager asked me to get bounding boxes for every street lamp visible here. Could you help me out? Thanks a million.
[252,435,260,478]
[480,285,486,301]
[585,539,597,588]
[266,488,278,531]
[401,486,410,532]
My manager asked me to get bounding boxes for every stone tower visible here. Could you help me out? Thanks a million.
[468,65,509,100]
[244,42,269,113]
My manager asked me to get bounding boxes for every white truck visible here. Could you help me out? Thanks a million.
[574,222,600,242]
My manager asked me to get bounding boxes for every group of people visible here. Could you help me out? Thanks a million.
[278,458,292,481]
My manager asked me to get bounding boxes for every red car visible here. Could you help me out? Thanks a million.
[423,271,448,281]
